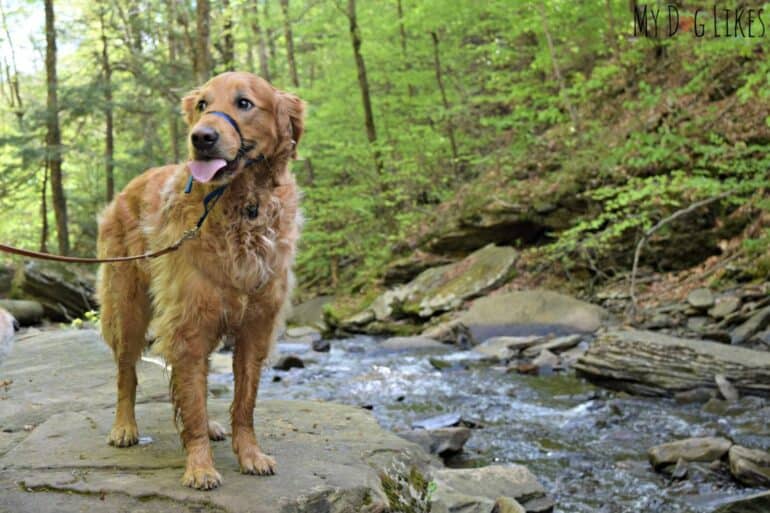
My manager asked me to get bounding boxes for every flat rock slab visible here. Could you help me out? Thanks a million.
[0,328,433,513]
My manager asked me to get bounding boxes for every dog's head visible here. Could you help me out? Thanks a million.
[181,71,304,184]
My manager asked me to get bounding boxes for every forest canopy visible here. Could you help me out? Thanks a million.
[0,0,768,296]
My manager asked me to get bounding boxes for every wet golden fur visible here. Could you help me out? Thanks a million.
[96,72,303,490]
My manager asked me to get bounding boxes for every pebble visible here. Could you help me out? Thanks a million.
[688,288,715,310]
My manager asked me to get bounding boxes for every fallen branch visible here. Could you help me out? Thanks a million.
[629,191,732,315]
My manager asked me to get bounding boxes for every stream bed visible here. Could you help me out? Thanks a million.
[210,335,770,513]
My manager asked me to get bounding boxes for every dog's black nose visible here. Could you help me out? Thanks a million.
[191,127,219,151]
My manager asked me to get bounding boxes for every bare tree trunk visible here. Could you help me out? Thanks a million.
[346,0,382,174]
[99,8,115,203]
[280,0,299,87]
[251,0,271,81]
[0,2,23,126]
[40,163,49,253]
[167,0,181,162]
[396,0,415,97]
[430,31,459,174]
[265,0,277,78]
[194,0,211,83]
[538,1,580,132]
[45,0,69,255]
[221,0,234,71]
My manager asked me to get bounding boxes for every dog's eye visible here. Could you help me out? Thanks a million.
[196,100,207,112]
[237,98,253,111]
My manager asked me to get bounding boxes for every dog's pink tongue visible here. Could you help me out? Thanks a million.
[188,159,227,183]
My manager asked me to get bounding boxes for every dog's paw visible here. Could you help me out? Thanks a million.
[208,420,227,441]
[108,423,139,447]
[238,446,276,476]
[182,464,222,490]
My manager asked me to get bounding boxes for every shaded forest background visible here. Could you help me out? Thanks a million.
[0,0,769,303]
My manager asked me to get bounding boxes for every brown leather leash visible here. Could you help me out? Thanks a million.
[0,228,199,264]
[0,178,230,265]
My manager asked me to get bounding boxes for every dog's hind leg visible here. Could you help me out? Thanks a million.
[99,262,151,448]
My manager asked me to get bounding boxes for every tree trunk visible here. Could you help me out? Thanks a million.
[221,0,235,71]
[45,0,69,255]
[194,0,212,83]
[0,2,23,126]
[574,330,770,398]
[251,0,271,81]
[280,0,299,87]
[346,0,382,174]
[167,0,181,162]
[396,0,415,97]
[605,0,620,58]
[40,163,49,252]
[99,8,115,203]
[538,1,580,132]
[430,31,459,174]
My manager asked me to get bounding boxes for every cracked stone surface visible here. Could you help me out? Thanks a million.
[0,328,432,513]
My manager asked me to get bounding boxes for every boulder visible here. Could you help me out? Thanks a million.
[15,262,97,321]
[648,437,732,470]
[459,290,607,344]
[286,295,333,328]
[0,299,43,326]
[398,427,471,457]
[728,445,770,487]
[575,330,770,397]
[0,328,436,513]
[430,465,553,513]
[399,244,517,318]
[687,288,715,310]
[731,305,770,344]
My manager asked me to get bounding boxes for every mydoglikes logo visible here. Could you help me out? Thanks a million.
[633,4,766,38]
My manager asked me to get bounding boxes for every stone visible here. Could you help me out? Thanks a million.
[670,458,688,480]
[413,413,463,430]
[728,445,770,487]
[0,328,436,513]
[687,288,715,310]
[732,305,770,344]
[398,427,471,457]
[674,388,715,404]
[472,336,541,361]
[286,295,333,328]
[311,338,330,352]
[0,300,43,327]
[15,262,97,322]
[715,374,740,402]
[459,289,608,344]
[430,465,552,513]
[0,308,15,364]
[686,316,709,331]
[713,492,770,513]
[648,437,732,470]
[531,349,559,369]
[709,296,741,319]
[380,336,448,352]
[284,326,322,343]
[492,496,526,513]
[558,342,589,367]
[521,334,582,358]
[399,244,518,318]
[272,354,305,371]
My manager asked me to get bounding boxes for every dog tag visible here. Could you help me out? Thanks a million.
[245,204,259,219]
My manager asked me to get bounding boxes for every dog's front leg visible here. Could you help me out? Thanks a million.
[169,341,222,490]
[231,306,281,475]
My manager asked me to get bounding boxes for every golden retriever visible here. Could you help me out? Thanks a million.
[97,71,303,490]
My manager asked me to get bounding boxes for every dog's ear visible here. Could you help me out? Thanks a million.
[180,88,200,126]
[274,91,305,159]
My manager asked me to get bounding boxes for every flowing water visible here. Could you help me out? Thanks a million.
[210,335,770,513]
